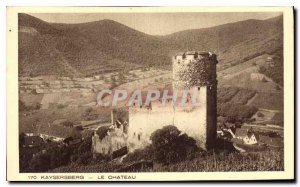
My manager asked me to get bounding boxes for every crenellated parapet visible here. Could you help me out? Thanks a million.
[173,51,218,89]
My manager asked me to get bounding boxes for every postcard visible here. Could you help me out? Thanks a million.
[6,6,294,181]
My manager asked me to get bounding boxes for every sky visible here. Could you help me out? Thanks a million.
[30,12,282,35]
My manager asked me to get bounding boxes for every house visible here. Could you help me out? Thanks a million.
[24,136,44,147]
[245,133,259,145]
[235,129,259,145]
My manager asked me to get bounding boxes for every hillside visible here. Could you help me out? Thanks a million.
[52,20,171,69]
[18,13,283,77]
[18,14,143,77]
[164,16,283,69]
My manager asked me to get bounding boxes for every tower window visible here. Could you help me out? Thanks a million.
[198,87,200,91]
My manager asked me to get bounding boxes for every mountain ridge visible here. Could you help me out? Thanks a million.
[18,13,283,77]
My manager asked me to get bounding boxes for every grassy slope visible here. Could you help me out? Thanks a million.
[49,149,283,172]
[18,14,140,77]
[164,16,283,67]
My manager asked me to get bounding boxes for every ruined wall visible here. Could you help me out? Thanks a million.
[92,129,127,156]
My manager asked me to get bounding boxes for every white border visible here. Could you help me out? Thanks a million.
[6,6,294,182]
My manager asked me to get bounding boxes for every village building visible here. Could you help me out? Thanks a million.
[235,129,259,145]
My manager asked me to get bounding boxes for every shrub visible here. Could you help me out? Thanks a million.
[96,126,110,140]
[122,145,154,164]
[27,137,94,172]
[150,125,199,165]
[75,152,92,165]
[214,138,236,153]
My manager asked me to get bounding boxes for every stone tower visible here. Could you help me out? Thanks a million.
[172,51,218,149]
[127,51,218,152]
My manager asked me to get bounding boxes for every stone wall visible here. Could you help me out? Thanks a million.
[92,128,127,156]
[128,86,208,152]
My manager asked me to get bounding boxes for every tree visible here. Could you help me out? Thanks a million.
[29,153,51,172]
[97,126,110,140]
[150,125,198,165]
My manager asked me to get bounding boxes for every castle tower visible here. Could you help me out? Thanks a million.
[127,51,218,152]
[172,51,218,149]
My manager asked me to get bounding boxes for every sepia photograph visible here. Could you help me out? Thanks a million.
[6,6,294,181]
